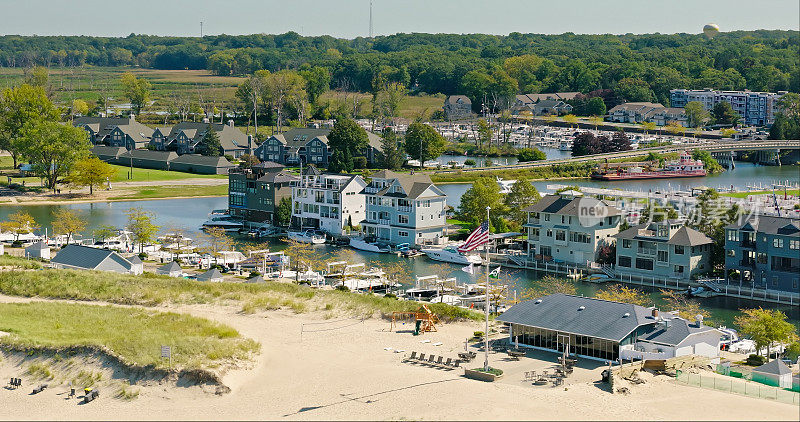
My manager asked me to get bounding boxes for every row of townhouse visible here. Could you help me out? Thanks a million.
[670,89,787,127]
[511,92,578,116]
[253,127,383,168]
[75,116,251,158]
[607,102,689,127]
[228,165,449,246]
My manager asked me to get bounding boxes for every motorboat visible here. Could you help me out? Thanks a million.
[246,225,279,238]
[496,177,516,194]
[421,246,482,265]
[288,229,326,244]
[201,214,244,232]
[349,237,390,253]
[404,287,440,301]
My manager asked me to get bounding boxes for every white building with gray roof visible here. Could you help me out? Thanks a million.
[361,170,448,247]
[50,244,142,275]
[523,191,621,266]
[614,220,713,282]
[291,166,367,236]
[497,293,721,362]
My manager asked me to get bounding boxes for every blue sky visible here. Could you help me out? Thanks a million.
[1,0,797,38]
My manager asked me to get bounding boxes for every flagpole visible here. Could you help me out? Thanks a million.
[484,206,490,372]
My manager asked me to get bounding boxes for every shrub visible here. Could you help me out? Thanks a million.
[745,354,767,366]
[473,331,484,338]
[384,293,397,300]
[464,159,476,166]
[474,366,503,376]
[353,156,367,169]
[335,285,350,292]
[138,252,147,260]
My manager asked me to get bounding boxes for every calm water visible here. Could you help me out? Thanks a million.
[437,147,572,168]
[2,163,798,327]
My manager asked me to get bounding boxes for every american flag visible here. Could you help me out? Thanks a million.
[458,220,489,253]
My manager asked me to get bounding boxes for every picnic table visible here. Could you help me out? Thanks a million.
[458,351,476,361]
[507,350,526,360]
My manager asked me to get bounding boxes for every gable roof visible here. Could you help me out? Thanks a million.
[50,244,131,270]
[158,261,182,273]
[752,359,793,376]
[496,293,655,342]
[91,146,127,159]
[25,241,49,251]
[614,224,712,246]
[118,149,178,162]
[197,268,223,281]
[373,172,444,199]
[127,255,142,265]
[726,215,800,237]
[523,194,622,217]
[246,275,265,283]
[170,154,234,168]
[637,318,717,346]
[445,95,471,105]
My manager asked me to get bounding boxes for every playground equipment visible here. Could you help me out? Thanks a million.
[390,304,439,334]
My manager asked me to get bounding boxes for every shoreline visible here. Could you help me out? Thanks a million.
[2,194,227,206]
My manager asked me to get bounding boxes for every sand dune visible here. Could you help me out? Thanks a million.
[1,297,797,421]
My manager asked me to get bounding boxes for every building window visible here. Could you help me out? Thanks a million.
[773,238,784,248]
[555,230,566,241]
[544,214,550,221]
[622,239,631,249]
[546,229,553,238]
[674,265,684,274]
[399,231,409,237]
[657,250,668,262]
[791,240,800,250]
[618,256,631,267]
[635,258,654,271]
[726,249,735,257]
[674,245,684,255]
[398,215,409,224]
[757,253,768,264]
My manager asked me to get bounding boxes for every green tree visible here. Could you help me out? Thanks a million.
[476,118,492,148]
[518,276,577,301]
[66,156,116,195]
[198,125,222,156]
[458,177,506,225]
[660,289,713,322]
[734,308,798,357]
[684,101,709,128]
[692,150,723,174]
[0,211,38,242]
[0,84,60,169]
[404,122,447,168]
[504,179,540,223]
[93,224,118,244]
[19,121,91,191]
[52,209,86,244]
[120,72,151,115]
[516,148,546,162]
[616,77,653,102]
[711,101,740,126]
[327,118,368,172]
[379,127,404,170]
[238,154,260,168]
[687,188,741,272]
[585,97,607,116]
[124,207,161,253]
[71,99,89,121]
[768,93,800,140]
[298,66,331,105]
[275,197,292,227]
[595,284,651,306]
[26,66,49,89]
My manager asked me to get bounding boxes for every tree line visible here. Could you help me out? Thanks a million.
[1,31,797,107]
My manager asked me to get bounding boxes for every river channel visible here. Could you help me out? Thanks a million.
[2,162,798,327]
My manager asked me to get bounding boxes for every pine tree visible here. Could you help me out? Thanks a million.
[198,125,222,156]
[380,127,404,170]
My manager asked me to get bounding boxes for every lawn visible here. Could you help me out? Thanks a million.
[0,301,259,370]
[318,91,446,120]
[721,189,800,198]
[109,184,228,200]
[0,268,482,322]
[110,164,228,183]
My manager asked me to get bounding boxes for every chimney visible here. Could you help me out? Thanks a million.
[651,308,659,318]
[129,113,136,122]
[695,314,704,327]
[228,119,234,127]
[247,135,253,154]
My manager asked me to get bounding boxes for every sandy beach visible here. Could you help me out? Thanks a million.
[0,295,797,421]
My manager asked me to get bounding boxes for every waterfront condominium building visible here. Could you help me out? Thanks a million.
[228,161,299,224]
[523,191,621,266]
[669,89,787,127]
[724,215,800,294]
[290,166,367,236]
[613,220,713,282]
[361,170,448,247]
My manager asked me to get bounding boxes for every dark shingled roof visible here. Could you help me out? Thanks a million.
[523,194,622,217]
[445,95,471,105]
[171,154,234,168]
[158,261,182,273]
[118,149,178,162]
[50,245,129,270]
[246,275,265,283]
[752,359,793,376]
[369,171,443,199]
[496,293,655,342]
[614,224,712,246]
[637,318,716,346]
[726,215,800,237]
[197,268,223,281]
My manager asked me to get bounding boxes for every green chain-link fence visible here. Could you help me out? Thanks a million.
[676,370,799,405]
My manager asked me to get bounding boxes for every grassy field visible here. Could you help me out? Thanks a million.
[0,301,258,370]
[721,189,800,198]
[0,255,44,269]
[110,164,227,183]
[109,184,228,200]
[318,91,446,120]
[0,264,482,321]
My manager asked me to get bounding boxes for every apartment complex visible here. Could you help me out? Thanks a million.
[74,115,154,150]
[443,95,472,120]
[291,166,367,236]
[361,170,448,246]
[724,215,800,294]
[523,191,621,266]
[670,89,786,126]
[228,161,299,224]
[614,220,713,281]
[253,127,382,167]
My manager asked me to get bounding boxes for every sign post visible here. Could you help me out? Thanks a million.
[161,345,172,369]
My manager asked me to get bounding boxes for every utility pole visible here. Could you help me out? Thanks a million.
[200,21,203,38]
[484,206,491,372]
[369,1,373,38]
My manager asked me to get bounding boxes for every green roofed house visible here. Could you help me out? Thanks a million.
[751,359,793,388]
[169,154,235,175]
[116,150,178,171]
[497,293,721,362]
[50,244,143,275]
[24,241,51,260]
[91,145,127,163]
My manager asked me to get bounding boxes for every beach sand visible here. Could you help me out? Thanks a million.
[0,297,797,421]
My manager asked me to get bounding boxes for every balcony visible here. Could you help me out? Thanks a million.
[739,259,756,267]
[378,219,391,226]
[398,206,412,213]
[740,239,756,249]
[327,199,340,205]
[364,186,380,194]
[637,248,656,256]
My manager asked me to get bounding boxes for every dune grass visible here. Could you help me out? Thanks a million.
[0,301,259,370]
[0,254,44,269]
[110,164,228,183]
[0,268,482,321]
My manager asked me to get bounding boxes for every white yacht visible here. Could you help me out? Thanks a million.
[421,246,482,265]
[496,177,516,194]
[349,237,390,253]
[287,229,326,244]
[201,214,243,232]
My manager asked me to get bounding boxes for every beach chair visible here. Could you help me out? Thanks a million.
[436,356,444,366]
[444,358,452,367]
[32,383,48,394]
[452,360,461,368]
[417,353,426,362]
[427,355,436,364]
[408,351,417,361]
